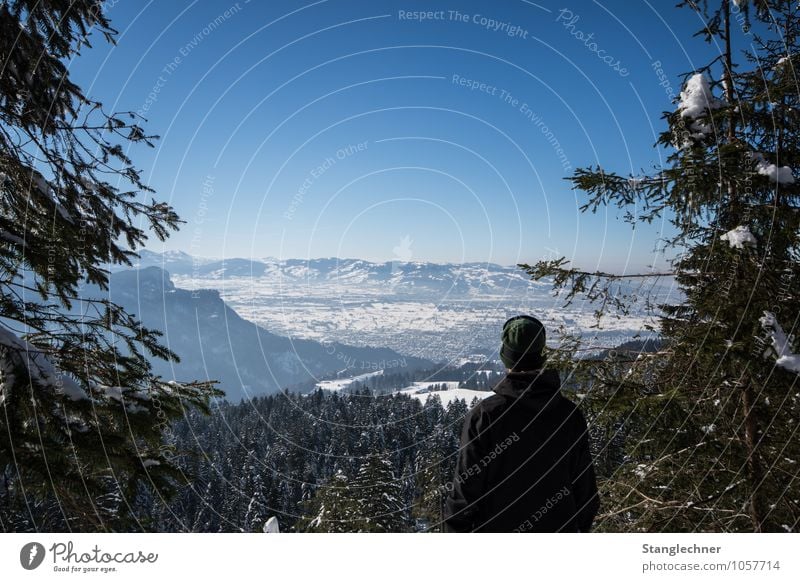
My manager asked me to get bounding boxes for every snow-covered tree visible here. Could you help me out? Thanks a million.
[412,444,446,531]
[243,473,270,533]
[520,0,800,532]
[296,470,358,532]
[349,453,408,532]
[0,1,220,531]
[296,453,410,533]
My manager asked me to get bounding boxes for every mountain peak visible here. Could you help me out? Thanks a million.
[111,266,175,293]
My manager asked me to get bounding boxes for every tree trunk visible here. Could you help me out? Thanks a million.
[741,382,765,532]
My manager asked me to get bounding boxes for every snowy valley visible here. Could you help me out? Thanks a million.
[132,250,679,365]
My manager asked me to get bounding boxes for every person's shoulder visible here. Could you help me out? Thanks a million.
[462,393,507,425]
[461,394,509,437]
[471,393,508,415]
[555,395,590,427]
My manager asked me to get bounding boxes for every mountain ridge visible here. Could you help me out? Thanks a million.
[80,266,433,401]
[122,250,564,297]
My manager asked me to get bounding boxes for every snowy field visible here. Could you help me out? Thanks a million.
[397,382,494,407]
[314,374,493,407]
[316,370,385,392]
[170,258,679,362]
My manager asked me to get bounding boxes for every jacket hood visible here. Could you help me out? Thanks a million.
[493,369,562,409]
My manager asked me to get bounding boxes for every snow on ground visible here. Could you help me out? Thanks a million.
[398,381,493,407]
[173,278,663,362]
[452,354,489,367]
[171,263,677,362]
[316,369,384,392]
[312,374,494,406]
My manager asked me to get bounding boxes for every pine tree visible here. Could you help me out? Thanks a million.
[412,417,453,532]
[296,470,359,532]
[413,445,446,531]
[0,1,220,531]
[349,453,409,532]
[520,0,800,532]
[243,472,270,533]
[297,455,409,532]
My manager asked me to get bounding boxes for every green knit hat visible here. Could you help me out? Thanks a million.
[500,315,547,371]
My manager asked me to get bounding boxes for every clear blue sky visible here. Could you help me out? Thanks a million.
[69,0,738,272]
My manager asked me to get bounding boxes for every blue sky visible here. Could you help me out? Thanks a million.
[68,0,740,272]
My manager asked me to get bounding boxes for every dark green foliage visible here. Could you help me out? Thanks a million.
[0,0,220,531]
[296,470,358,532]
[300,453,408,533]
[521,0,800,532]
[130,390,492,533]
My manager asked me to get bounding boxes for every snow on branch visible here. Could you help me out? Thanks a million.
[749,152,795,184]
[30,171,75,223]
[720,225,757,249]
[0,326,86,400]
[679,73,723,118]
[759,311,800,374]
[678,73,724,141]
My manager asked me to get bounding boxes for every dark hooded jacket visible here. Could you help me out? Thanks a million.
[443,369,599,532]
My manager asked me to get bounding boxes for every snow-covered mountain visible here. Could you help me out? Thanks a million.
[126,249,211,273]
[124,251,548,296]
[127,251,680,363]
[79,267,432,401]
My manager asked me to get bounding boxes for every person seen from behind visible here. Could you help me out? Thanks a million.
[443,314,600,532]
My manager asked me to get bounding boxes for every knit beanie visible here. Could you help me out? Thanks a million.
[500,315,547,371]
